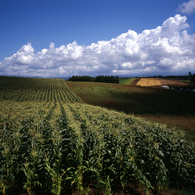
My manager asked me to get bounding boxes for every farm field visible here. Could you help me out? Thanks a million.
[67,80,195,140]
[157,78,193,88]
[119,78,136,85]
[0,76,82,103]
[119,77,193,88]
[136,78,162,87]
[125,77,192,88]
[0,76,195,195]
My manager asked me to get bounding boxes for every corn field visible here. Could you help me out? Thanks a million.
[0,77,82,103]
[0,77,195,195]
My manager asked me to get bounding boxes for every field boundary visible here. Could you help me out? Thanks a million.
[130,78,141,85]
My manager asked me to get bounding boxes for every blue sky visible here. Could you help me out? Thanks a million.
[0,0,195,77]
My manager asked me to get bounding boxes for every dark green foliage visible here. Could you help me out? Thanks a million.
[69,75,119,83]
[95,75,119,83]
[69,75,94,82]
[192,73,195,85]
[0,108,195,194]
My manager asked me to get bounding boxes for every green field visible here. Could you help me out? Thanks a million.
[0,76,195,195]
[119,78,136,85]
[179,80,192,83]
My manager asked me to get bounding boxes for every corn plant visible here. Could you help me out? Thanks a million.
[44,156,64,195]
[21,125,43,194]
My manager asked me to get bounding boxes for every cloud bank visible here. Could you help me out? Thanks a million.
[1,14,195,77]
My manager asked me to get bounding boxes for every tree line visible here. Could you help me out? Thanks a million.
[69,75,119,84]
[189,71,195,85]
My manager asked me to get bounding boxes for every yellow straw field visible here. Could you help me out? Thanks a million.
[136,78,162,86]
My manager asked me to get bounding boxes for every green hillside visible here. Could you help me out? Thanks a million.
[119,78,136,85]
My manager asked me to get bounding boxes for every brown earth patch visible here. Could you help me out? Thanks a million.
[158,78,192,88]
[130,78,141,85]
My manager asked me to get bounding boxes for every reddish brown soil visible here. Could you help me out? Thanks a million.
[157,78,192,88]
[130,78,141,86]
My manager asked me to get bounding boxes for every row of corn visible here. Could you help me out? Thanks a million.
[0,102,195,195]
[0,78,82,103]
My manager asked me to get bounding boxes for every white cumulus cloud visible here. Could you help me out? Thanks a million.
[0,14,195,77]
[178,0,195,14]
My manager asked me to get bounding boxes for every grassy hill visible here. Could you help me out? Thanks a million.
[119,78,136,85]
[0,76,195,195]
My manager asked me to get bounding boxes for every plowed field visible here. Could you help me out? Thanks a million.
[158,78,191,87]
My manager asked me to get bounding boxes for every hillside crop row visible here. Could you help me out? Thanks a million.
[67,79,195,135]
[69,82,120,110]
[1,101,195,195]
[0,77,82,103]
[67,80,195,116]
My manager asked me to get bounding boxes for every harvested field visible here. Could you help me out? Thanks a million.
[136,78,162,86]
[134,78,193,88]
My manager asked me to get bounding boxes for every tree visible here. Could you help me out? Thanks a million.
[192,74,195,85]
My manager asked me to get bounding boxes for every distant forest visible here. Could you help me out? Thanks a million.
[69,75,119,84]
